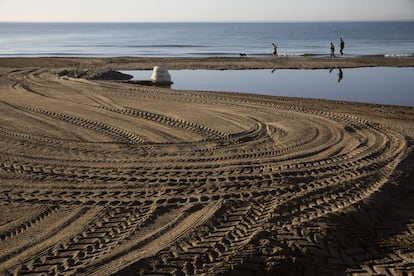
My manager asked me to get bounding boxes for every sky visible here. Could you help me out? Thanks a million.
[0,0,413,22]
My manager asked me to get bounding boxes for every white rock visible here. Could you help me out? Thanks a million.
[150,66,172,84]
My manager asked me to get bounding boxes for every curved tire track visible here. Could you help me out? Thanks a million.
[0,68,412,275]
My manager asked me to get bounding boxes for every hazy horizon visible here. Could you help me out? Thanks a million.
[1,0,413,23]
[1,20,414,23]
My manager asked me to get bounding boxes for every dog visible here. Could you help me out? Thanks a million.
[239,53,247,57]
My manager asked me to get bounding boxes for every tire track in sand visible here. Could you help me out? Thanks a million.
[0,68,412,275]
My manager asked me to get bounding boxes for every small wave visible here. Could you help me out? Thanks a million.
[60,44,210,49]
[271,53,325,57]
[127,44,209,48]
[0,52,94,57]
[384,53,414,58]
[188,52,238,56]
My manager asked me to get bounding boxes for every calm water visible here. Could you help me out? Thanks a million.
[124,68,414,107]
[0,22,413,57]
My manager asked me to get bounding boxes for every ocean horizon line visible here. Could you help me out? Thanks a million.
[1,20,413,24]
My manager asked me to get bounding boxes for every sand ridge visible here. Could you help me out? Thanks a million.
[1,58,414,275]
[1,56,414,70]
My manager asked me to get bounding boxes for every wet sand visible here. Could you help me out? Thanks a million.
[1,57,414,275]
[2,55,414,70]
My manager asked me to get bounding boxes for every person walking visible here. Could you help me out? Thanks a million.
[339,37,345,56]
[272,42,278,57]
[330,42,335,58]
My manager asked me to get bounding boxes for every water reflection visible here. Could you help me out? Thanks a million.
[338,68,343,83]
[330,67,344,83]
[123,68,414,107]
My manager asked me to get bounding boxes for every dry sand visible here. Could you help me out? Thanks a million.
[1,57,414,275]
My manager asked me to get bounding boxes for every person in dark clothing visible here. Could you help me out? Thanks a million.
[338,68,343,82]
[272,42,278,56]
[330,42,335,58]
[340,37,345,56]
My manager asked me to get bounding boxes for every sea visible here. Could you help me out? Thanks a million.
[0,21,413,57]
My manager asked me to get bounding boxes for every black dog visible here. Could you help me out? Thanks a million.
[239,53,247,57]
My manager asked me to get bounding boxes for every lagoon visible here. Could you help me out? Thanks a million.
[124,67,414,107]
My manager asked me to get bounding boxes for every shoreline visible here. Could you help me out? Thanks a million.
[1,56,414,70]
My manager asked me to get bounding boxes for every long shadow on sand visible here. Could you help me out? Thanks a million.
[226,138,414,276]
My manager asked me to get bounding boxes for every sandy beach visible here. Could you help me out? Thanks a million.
[2,56,414,70]
[1,56,414,275]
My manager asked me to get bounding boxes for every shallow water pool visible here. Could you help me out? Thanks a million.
[123,67,414,107]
